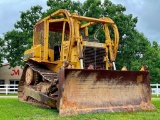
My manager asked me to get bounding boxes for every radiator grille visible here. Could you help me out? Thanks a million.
[83,47,106,69]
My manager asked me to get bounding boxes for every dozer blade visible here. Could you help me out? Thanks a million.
[57,69,155,116]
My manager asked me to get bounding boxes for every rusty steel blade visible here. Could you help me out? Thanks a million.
[57,69,155,116]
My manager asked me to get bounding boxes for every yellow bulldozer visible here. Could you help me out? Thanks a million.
[18,9,155,116]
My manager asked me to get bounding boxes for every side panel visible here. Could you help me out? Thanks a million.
[24,45,43,62]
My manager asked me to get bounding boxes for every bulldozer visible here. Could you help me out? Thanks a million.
[18,9,155,116]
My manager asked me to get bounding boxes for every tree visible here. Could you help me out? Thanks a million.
[3,30,27,67]
[15,5,43,33]
[14,5,43,48]
[43,0,83,17]
[129,31,150,70]
[141,41,160,83]
[3,5,43,67]
[0,37,4,67]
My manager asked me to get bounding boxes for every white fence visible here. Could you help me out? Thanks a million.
[0,84,18,95]
[0,84,160,96]
[151,83,160,97]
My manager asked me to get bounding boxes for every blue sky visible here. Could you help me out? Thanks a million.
[0,0,159,43]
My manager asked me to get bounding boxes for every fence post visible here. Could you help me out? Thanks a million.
[156,83,159,97]
[6,84,8,95]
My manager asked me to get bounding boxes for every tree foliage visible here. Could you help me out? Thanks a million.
[0,37,4,67]
[142,41,160,83]
[14,5,43,48]
[3,5,43,67]
[43,0,83,17]
[15,5,43,33]
[3,30,27,67]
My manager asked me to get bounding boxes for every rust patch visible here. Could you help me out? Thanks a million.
[62,96,77,109]
[140,101,155,110]
[137,75,143,83]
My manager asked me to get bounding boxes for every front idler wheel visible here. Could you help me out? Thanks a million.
[25,67,34,85]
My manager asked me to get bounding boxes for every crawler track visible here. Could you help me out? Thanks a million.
[18,60,58,108]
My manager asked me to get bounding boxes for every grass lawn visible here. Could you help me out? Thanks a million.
[152,94,160,98]
[0,99,160,120]
[0,93,17,96]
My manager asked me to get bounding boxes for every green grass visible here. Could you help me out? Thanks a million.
[0,93,17,96]
[152,94,160,98]
[0,99,160,120]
